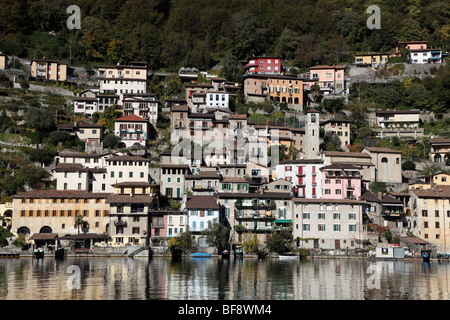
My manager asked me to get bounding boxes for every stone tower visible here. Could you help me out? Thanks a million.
[305,108,320,159]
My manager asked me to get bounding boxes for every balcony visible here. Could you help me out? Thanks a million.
[114,219,127,227]
[235,212,276,220]
[234,225,273,233]
[236,202,276,211]
[346,184,355,190]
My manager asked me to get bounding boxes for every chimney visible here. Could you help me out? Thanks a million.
[377,192,382,200]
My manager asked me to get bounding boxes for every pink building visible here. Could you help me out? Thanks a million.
[321,164,362,200]
[245,56,282,74]
[309,65,345,94]
[393,41,427,56]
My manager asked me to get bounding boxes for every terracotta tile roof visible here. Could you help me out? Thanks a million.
[185,171,221,180]
[53,163,85,172]
[11,190,112,199]
[106,194,156,204]
[363,147,402,154]
[106,155,150,162]
[411,185,450,198]
[325,151,371,158]
[430,138,450,144]
[60,233,109,240]
[112,181,152,187]
[29,233,59,240]
[186,196,220,209]
[114,114,148,122]
[321,164,361,170]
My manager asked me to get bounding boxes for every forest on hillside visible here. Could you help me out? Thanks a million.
[0,0,449,72]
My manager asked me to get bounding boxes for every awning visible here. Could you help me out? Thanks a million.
[274,219,292,224]
[29,233,59,240]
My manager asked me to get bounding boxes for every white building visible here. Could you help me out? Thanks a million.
[114,114,150,148]
[186,195,221,242]
[105,155,150,193]
[97,62,148,94]
[409,49,431,64]
[305,108,320,159]
[293,198,368,250]
[122,94,159,124]
[276,159,324,198]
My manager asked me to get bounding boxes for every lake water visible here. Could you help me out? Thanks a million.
[0,256,449,300]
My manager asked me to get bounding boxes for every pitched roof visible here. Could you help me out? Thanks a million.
[186,196,220,209]
[221,177,248,183]
[185,171,221,180]
[325,151,371,158]
[106,194,156,204]
[11,190,112,199]
[411,185,450,198]
[363,147,402,154]
[114,114,148,122]
[106,155,150,162]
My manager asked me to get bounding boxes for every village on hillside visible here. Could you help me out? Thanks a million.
[0,38,449,259]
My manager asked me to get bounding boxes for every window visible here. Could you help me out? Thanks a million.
[333,224,341,231]
[303,224,310,231]
[318,224,326,231]
[302,213,310,219]
[318,213,325,219]
[333,213,340,219]
[381,157,388,163]
[349,213,356,220]
[422,210,428,217]
[349,224,357,232]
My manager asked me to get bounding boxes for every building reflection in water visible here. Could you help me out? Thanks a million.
[1,257,450,300]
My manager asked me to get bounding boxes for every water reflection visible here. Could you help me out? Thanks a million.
[0,257,449,300]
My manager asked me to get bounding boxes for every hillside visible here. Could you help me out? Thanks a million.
[0,0,449,71]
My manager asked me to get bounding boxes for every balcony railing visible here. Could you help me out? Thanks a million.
[236,203,276,210]
[114,220,127,227]
[235,212,276,220]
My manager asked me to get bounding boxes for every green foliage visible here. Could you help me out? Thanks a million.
[177,231,194,253]
[242,234,260,254]
[12,232,27,248]
[0,226,13,246]
[402,160,416,171]
[370,181,387,195]
[103,133,121,149]
[265,232,286,253]
[201,220,229,248]
[23,107,55,133]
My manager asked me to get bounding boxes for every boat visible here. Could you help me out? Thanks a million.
[34,248,44,259]
[234,246,243,259]
[279,253,299,260]
[55,248,66,259]
[221,249,230,259]
[422,250,431,262]
[190,252,211,258]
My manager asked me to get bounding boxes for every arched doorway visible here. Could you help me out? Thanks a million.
[434,154,442,162]
[17,226,30,236]
[39,226,52,234]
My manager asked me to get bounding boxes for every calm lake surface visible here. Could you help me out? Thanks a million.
[0,256,449,300]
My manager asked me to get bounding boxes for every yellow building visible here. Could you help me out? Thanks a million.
[11,190,111,238]
[354,53,389,65]
[409,172,450,190]
[409,185,450,253]
[106,181,158,246]
[0,53,7,70]
[30,59,68,82]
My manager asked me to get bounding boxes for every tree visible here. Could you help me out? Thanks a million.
[322,131,342,151]
[266,232,286,253]
[177,231,193,253]
[103,133,121,149]
[201,220,229,249]
[74,214,85,234]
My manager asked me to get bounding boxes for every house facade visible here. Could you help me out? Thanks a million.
[97,62,148,94]
[114,114,150,148]
[308,65,345,94]
[30,59,68,82]
[11,190,111,237]
[244,56,282,75]
[292,198,368,250]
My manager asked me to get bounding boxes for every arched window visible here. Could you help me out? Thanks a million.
[17,227,30,236]
[39,226,52,233]
[381,157,388,163]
